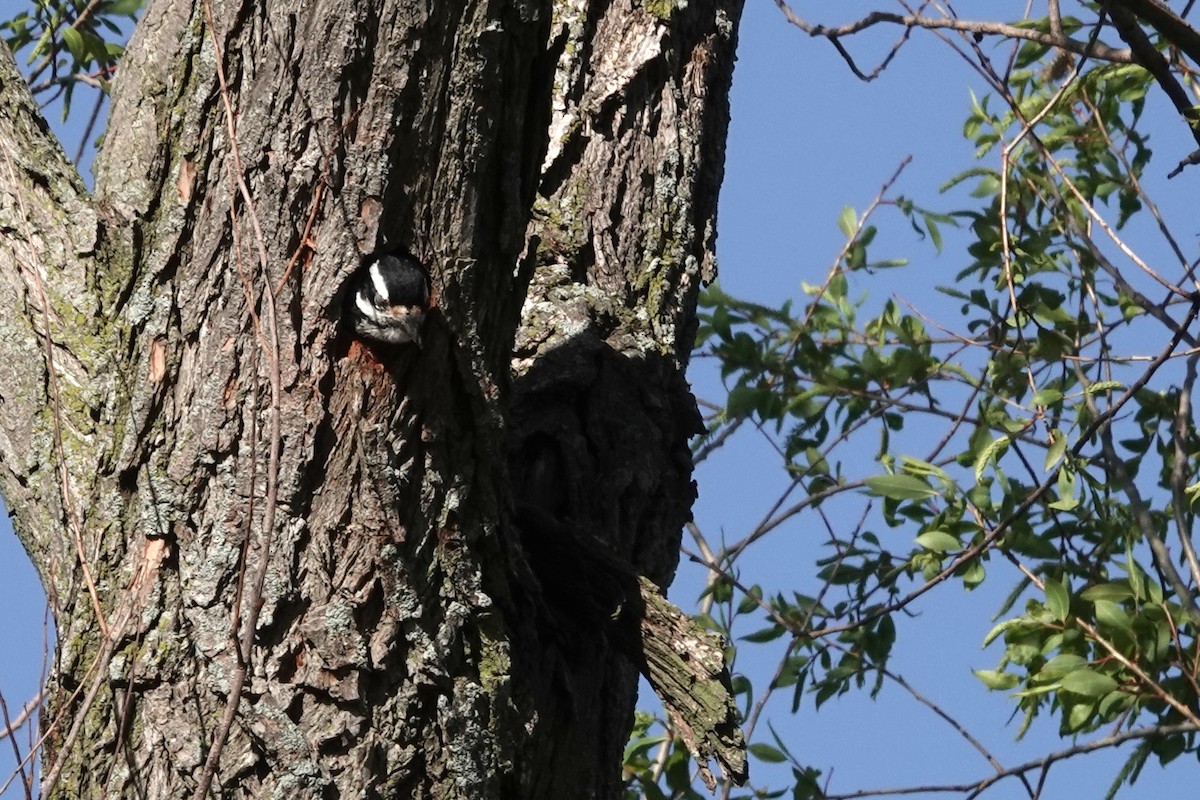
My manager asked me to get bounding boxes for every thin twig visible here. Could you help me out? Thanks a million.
[1080,618,1200,725]
[0,690,33,800]
[0,689,44,743]
[1077,93,1191,278]
[193,2,285,797]
[867,660,1037,799]
[692,415,746,465]
[770,2,1134,65]
[39,638,119,795]
[820,722,1200,799]
[73,88,106,166]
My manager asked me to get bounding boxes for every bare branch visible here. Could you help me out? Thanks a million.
[821,723,1200,799]
[0,689,33,800]
[771,3,1135,67]
[0,689,43,745]
[1104,2,1200,150]
[1113,0,1200,67]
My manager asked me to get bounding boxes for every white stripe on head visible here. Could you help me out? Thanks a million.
[356,290,379,320]
[369,262,390,302]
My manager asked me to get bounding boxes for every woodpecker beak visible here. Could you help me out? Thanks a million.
[392,306,425,347]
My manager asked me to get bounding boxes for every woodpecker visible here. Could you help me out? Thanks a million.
[349,249,431,346]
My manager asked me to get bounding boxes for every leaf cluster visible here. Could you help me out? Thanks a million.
[3,0,144,122]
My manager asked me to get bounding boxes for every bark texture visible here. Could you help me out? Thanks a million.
[0,0,743,796]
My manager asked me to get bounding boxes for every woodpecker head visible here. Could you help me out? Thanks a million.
[349,249,431,346]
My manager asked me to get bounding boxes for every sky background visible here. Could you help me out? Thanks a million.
[3,1,1199,797]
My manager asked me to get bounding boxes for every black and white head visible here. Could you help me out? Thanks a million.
[349,249,431,346]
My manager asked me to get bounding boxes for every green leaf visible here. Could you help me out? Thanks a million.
[1046,495,1078,512]
[741,624,786,644]
[1032,388,1063,407]
[982,618,1022,647]
[974,434,1011,481]
[1045,578,1070,622]
[80,29,110,63]
[103,0,147,14]
[1039,653,1088,680]
[900,456,951,482]
[838,206,857,237]
[1093,599,1133,635]
[1048,464,1077,510]
[623,733,668,763]
[1154,732,1187,765]
[961,560,986,588]
[1099,689,1134,718]
[1184,480,1200,509]
[726,385,763,419]
[27,25,53,63]
[1086,380,1124,395]
[1080,583,1133,603]
[1061,668,1118,698]
[61,26,85,61]
[748,742,789,764]
[1066,701,1094,732]
[974,669,1020,690]
[915,529,960,553]
[865,473,937,501]
[1045,429,1067,472]
[926,215,944,252]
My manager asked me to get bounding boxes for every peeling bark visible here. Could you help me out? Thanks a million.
[0,0,744,796]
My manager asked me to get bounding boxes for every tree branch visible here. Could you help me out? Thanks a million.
[1103,1,1200,150]
[822,722,1200,799]
[1117,0,1200,66]
[0,43,106,581]
[770,3,1135,67]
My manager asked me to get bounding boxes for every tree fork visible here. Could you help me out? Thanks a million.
[0,0,745,796]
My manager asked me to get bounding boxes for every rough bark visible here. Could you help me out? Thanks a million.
[0,0,743,796]
[509,0,744,791]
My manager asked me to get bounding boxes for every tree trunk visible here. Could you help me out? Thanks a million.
[0,0,742,797]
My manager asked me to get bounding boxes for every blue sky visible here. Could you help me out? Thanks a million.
[4,1,1200,797]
